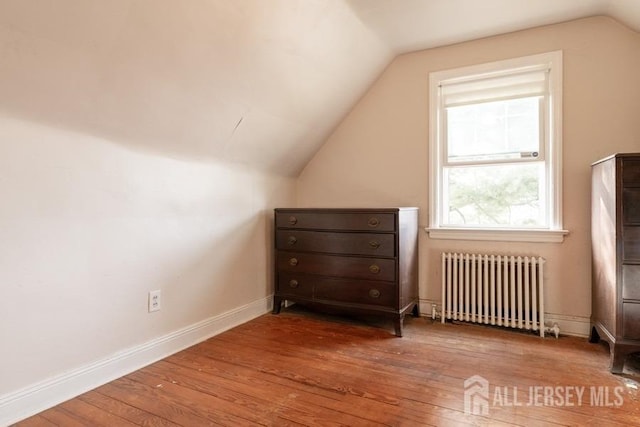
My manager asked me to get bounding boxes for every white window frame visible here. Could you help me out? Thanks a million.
[427,51,568,243]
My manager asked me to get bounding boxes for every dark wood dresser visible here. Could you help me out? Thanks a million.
[590,153,640,373]
[272,208,419,336]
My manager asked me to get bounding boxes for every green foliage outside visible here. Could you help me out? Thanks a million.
[447,164,542,227]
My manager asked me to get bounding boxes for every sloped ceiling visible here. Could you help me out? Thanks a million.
[0,1,639,176]
[347,0,640,53]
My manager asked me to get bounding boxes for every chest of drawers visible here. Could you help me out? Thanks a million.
[590,154,640,372]
[272,208,419,336]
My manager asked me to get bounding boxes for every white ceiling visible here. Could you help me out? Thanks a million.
[347,0,640,53]
[0,0,638,176]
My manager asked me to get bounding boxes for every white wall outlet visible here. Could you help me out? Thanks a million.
[148,290,161,312]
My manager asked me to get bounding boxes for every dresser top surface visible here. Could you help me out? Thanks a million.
[275,207,418,213]
[592,153,640,166]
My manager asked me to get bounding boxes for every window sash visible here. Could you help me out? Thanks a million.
[441,161,548,229]
[443,96,545,166]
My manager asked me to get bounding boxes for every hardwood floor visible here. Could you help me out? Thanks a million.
[14,306,640,426]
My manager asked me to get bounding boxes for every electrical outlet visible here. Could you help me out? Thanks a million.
[148,290,161,312]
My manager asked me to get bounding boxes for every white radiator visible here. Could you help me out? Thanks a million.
[441,252,547,337]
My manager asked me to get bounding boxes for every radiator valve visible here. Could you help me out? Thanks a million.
[544,322,560,339]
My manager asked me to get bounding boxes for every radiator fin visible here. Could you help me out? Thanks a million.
[441,252,545,337]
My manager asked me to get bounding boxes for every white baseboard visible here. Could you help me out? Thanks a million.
[544,313,591,337]
[419,299,441,320]
[0,296,272,426]
[418,299,591,337]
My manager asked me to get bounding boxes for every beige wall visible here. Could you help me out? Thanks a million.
[0,115,295,399]
[297,16,640,335]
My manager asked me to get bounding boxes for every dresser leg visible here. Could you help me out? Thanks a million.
[610,343,639,374]
[272,297,282,314]
[394,316,404,337]
[611,347,626,374]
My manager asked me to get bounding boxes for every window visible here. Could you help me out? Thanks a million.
[428,51,567,242]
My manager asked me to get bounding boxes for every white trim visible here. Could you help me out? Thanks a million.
[421,299,590,337]
[425,227,568,243]
[429,72,443,229]
[548,51,563,231]
[429,51,564,239]
[431,51,561,84]
[0,296,273,426]
[544,313,591,337]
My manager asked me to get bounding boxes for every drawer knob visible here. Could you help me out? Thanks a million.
[289,279,299,288]
[369,264,380,274]
[368,217,380,228]
[369,289,381,298]
[289,257,298,266]
[288,216,298,225]
[369,240,380,249]
[287,236,297,245]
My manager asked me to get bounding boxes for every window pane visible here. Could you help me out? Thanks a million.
[446,97,540,163]
[444,163,546,227]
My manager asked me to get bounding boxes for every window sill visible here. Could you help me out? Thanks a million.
[424,227,569,243]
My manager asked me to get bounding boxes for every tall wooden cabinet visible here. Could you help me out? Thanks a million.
[590,153,640,373]
[272,208,419,336]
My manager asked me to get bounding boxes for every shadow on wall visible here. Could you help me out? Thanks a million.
[160,209,277,329]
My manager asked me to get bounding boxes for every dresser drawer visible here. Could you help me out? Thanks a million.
[623,188,640,225]
[276,252,396,282]
[623,160,640,184]
[623,264,640,300]
[623,227,640,261]
[276,211,396,232]
[623,302,640,340]
[276,272,313,299]
[275,230,395,257]
[314,278,397,307]
[277,274,397,307]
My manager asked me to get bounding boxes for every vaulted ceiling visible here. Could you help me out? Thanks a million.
[1,0,639,175]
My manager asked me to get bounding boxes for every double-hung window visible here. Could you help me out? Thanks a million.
[428,51,567,242]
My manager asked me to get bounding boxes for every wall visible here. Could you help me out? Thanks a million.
[0,1,387,422]
[0,114,295,423]
[297,16,640,335]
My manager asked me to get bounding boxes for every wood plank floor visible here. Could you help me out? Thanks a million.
[14,306,640,426]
